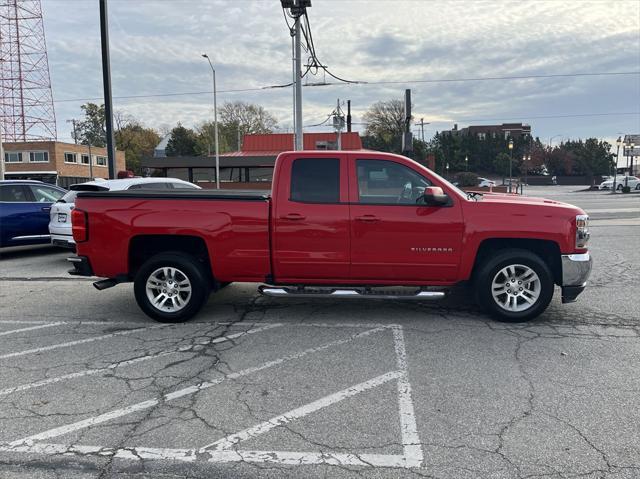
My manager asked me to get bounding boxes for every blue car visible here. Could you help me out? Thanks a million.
[0,180,67,248]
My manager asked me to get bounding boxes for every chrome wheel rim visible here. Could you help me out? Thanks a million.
[491,264,541,312]
[145,267,192,313]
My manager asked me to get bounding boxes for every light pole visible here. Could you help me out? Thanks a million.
[464,155,468,171]
[202,53,220,189]
[613,136,621,192]
[508,138,514,193]
[522,154,530,192]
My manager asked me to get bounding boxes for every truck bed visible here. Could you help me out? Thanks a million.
[74,190,272,282]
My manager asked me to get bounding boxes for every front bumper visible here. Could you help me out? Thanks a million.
[561,252,592,303]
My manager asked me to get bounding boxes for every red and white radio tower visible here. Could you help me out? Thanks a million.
[0,0,57,141]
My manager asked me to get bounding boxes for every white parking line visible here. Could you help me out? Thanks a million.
[201,370,402,452]
[392,326,424,468]
[8,326,388,447]
[0,325,166,360]
[0,323,283,398]
[0,322,65,337]
[0,443,410,468]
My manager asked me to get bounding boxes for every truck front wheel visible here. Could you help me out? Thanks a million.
[134,252,210,323]
[475,249,554,322]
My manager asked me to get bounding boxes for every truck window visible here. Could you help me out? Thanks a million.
[357,159,431,204]
[290,158,340,203]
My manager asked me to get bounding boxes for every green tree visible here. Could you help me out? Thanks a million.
[114,112,161,173]
[494,152,511,183]
[165,123,198,157]
[74,103,106,147]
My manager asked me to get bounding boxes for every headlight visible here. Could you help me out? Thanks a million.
[576,214,589,249]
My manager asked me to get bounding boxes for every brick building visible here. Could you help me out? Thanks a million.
[443,123,532,139]
[2,141,125,187]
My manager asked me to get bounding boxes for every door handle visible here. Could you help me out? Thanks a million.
[41,206,51,212]
[355,215,380,222]
[281,213,306,221]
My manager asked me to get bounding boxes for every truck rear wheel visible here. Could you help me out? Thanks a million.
[134,252,210,323]
[475,249,554,322]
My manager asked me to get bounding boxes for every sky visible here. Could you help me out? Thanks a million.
[41,0,640,147]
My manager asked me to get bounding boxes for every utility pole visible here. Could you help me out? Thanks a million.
[333,99,345,150]
[293,0,303,150]
[418,118,426,142]
[346,100,352,133]
[67,119,78,144]
[99,0,116,179]
[401,89,413,155]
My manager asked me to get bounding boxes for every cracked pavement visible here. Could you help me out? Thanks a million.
[0,186,638,478]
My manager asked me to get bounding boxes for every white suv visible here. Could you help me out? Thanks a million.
[49,177,200,249]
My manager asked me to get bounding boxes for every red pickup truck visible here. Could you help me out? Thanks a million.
[69,150,591,323]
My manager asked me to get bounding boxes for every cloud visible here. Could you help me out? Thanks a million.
[41,0,640,143]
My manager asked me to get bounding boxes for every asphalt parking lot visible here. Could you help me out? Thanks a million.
[0,186,638,478]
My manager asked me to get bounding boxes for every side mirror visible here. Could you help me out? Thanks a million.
[419,186,448,206]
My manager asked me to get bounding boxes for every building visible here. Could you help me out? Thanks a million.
[443,123,532,139]
[2,140,125,187]
[142,132,363,189]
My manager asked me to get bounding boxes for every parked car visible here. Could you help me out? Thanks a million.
[49,177,200,249]
[478,177,496,188]
[0,180,67,248]
[69,151,591,324]
[598,176,640,190]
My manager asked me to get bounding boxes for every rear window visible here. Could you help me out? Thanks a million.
[290,158,340,203]
[62,184,110,203]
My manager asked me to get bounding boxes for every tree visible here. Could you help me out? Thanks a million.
[165,123,198,157]
[114,112,161,173]
[194,121,233,156]
[494,153,511,182]
[74,103,106,147]
[219,101,278,135]
[362,99,408,151]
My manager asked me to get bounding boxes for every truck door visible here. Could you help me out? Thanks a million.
[272,155,350,282]
[348,157,464,283]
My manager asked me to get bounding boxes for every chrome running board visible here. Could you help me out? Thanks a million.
[258,285,446,301]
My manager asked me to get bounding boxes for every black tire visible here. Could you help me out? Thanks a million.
[617,183,623,191]
[474,248,554,322]
[134,252,211,323]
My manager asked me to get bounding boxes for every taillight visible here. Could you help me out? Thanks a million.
[71,209,88,242]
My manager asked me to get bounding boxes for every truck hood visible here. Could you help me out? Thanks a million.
[479,193,585,214]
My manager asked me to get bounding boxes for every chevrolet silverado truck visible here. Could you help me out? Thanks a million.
[68,150,592,323]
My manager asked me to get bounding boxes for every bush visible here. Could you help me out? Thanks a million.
[456,172,479,187]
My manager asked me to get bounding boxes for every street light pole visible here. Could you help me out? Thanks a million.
[508,138,514,193]
[202,54,220,189]
[614,136,621,192]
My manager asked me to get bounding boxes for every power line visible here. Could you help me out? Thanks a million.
[53,70,640,104]
[325,111,640,128]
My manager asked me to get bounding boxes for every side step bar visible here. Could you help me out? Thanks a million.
[259,285,446,301]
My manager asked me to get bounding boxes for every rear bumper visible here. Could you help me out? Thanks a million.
[51,233,76,249]
[561,252,592,303]
[67,255,94,277]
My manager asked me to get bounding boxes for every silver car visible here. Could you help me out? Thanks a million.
[49,177,200,249]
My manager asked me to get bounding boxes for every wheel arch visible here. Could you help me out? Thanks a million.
[128,234,214,283]
[470,238,562,286]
